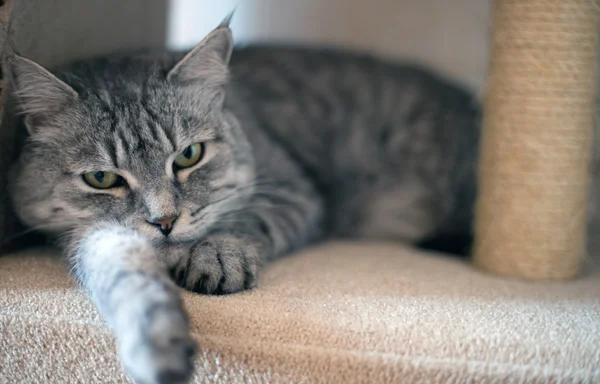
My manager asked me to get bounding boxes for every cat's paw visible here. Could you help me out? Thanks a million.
[172,233,263,294]
[119,301,196,384]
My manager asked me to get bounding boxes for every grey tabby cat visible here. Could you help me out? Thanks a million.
[6,16,479,384]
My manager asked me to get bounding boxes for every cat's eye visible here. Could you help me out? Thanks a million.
[83,171,124,189]
[173,143,204,169]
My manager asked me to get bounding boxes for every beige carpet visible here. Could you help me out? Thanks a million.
[1,241,599,383]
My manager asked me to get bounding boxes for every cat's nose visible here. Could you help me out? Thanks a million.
[146,214,179,236]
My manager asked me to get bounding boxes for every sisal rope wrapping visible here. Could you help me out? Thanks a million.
[474,0,600,280]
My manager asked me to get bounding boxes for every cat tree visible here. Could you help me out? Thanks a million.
[1,3,600,384]
[474,0,600,280]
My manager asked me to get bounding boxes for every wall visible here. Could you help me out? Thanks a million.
[11,0,168,66]
[167,0,492,92]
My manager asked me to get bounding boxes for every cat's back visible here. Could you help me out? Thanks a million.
[228,45,479,179]
[228,45,481,240]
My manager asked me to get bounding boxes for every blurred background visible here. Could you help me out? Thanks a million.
[167,0,491,92]
[8,0,492,92]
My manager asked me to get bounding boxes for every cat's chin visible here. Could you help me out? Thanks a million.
[154,235,196,249]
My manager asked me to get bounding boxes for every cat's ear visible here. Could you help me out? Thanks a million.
[7,55,78,134]
[167,13,234,87]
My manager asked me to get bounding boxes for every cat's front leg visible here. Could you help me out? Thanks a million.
[67,224,195,384]
[171,232,264,294]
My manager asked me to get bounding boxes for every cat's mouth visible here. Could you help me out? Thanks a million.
[154,228,200,247]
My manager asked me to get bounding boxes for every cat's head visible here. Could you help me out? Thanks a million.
[7,16,255,246]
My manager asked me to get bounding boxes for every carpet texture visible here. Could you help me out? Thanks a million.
[1,242,599,383]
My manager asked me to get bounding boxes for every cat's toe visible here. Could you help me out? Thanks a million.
[125,334,196,384]
[178,235,261,295]
[157,367,193,384]
[143,339,195,384]
[152,338,196,384]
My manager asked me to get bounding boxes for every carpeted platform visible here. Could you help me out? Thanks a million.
[1,242,599,383]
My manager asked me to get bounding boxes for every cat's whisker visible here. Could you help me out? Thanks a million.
[2,221,74,245]
[189,182,272,214]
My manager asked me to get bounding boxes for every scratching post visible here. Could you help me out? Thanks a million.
[474,0,600,280]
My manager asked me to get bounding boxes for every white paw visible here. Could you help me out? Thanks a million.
[119,300,196,384]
